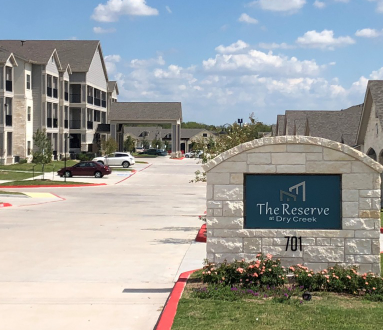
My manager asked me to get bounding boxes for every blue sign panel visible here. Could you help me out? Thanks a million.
[244,174,342,229]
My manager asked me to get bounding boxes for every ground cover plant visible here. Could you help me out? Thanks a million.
[0,160,77,172]
[172,255,383,329]
[0,180,92,186]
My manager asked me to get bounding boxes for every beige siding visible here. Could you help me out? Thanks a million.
[87,48,107,89]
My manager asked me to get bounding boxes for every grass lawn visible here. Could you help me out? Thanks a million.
[0,160,78,172]
[0,171,36,180]
[135,161,149,164]
[134,154,158,158]
[0,180,92,186]
[110,168,134,171]
[0,190,25,195]
[172,292,383,330]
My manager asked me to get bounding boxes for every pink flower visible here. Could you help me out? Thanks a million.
[266,254,273,260]
[347,275,351,280]
[308,274,312,277]
[236,267,244,274]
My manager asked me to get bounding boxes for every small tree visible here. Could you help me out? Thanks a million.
[142,137,150,149]
[101,138,118,155]
[123,135,136,153]
[32,129,53,180]
[152,138,163,149]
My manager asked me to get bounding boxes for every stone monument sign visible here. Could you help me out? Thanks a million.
[204,136,383,274]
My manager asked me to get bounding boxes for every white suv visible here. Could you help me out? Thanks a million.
[93,152,135,168]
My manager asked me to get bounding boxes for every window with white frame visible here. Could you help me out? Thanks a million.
[26,74,31,90]
[27,107,31,122]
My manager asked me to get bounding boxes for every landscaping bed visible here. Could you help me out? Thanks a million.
[0,180,94,187]
[172,256,383,330]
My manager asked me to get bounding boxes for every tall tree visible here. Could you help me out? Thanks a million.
[101,138,118,155]
[32,129,53,180]
[123,135,136,153]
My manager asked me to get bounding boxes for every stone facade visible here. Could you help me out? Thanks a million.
[204,136,383,274]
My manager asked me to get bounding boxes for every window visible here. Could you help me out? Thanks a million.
[26,74,31,90]
[64,81,69,101]
[376,123,379,136]
[27,141,31,155]
[47,103,52,127]
[203,133,208,137]
[53,104,58,128]
[47,75,52,97]
[53,77,58,98]
[27,107,31,122]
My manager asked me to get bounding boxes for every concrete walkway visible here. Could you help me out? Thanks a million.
[0,157,206,330]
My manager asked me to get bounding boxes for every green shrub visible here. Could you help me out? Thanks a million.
[18,159,28,164]
[202,254,287,288]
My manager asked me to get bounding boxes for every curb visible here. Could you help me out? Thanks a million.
[195,224,207,243]
[0,202,12,208]
[155,269,199,330]
[0,183,106,189]
[381,228,383,234]
[171,157,185,160]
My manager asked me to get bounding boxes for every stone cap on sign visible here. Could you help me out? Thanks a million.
[202,136,383,174]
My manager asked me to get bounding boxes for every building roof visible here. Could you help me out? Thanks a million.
[0,40,101,72]
[275,105,363,146]
[108,81,119,94]
[124,126,162,141]
[109,102,182,123]
[357,80,383,146]
[0,49,17,65]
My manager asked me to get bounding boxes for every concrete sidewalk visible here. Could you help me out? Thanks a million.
[0,156,206,330]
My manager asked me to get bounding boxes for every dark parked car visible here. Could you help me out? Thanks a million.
[57,161,112,178]
[139,148,168,156]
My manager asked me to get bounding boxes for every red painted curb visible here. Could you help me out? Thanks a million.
[196,224,207,243]
[155,269,199,330]
[171,157,185,160]
[0,203,12,208]
[0,183,106,188]
[381,228,383,234]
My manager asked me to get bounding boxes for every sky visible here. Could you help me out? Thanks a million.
[2,0,383,125]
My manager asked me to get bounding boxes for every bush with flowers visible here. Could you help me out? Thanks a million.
[202,254,287,288]
[290,264,383,298]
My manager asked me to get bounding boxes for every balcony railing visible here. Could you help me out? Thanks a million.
[64,119,69,129]
[70,120,81,129]
[87,121,93,129]
[47,118,52,128]
[5,115,12,126]
[5,80,12,92]
[87,96,93,104]
[47,87,52,97]
[64,92,69,101]
[53,89,58,98]
[102,100,106,108]
[70,94,81,103]
[94,98,101,106]
[53,118,58,128]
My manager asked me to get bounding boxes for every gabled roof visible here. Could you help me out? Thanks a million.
[109,102,182,122]
[124,126,162,140]
[0,40,105,74]
[0,41,62,68]
[0,49,17,66]
[108,81,119,94]
[357,80,383,145]
[276,105,363,147]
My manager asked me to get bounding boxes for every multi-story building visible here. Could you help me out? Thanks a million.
[0,40,115,163]
[0,49,17,164]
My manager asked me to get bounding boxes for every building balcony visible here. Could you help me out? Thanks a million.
[5,115,12,127]
[64,119,69,129]
[94,98,101,106]
[87,96,93,104]
[47,87,52,97]
[102,100,106,108]
[53,118,58,128]
[53,88,58,98]
[70,120,81,129]
[87,121,93,129]
[64,92,69,101]
[47,118,52,128]
[5,80,12,92]
[70,94,81,103]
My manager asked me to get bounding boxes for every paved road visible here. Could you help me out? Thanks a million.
[0,157,206,329]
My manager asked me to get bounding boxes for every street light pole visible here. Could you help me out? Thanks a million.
[64,134,67,182]
[238,118,243,128]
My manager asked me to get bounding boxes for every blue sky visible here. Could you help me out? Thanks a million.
[2,0,383,125]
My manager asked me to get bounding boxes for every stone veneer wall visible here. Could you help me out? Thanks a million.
[203,136,383,274]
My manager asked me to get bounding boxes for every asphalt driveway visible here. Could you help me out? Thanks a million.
[0,157,206,329]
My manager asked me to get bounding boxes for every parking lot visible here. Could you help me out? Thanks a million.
[0,157,206,330]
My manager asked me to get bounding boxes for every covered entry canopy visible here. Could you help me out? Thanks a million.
[109,102,182,156]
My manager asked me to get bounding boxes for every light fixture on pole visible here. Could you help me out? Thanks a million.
[238,118,243,128]
[64,134,72,182]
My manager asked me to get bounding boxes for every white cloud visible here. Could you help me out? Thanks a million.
[93,26,116,34]
[165,6,172,13]
[203,47,320,77]
[238,13,258,24]
[313,1,326,8]
[258,42,295,49]
[105,54,121,74]
[215,40,250,54]
[130,56,165,68]
[355,28,381,38]
[92,0,158,22]
[247,0,306,13]
[366,0,383,13]
[296,30,355,50]
[334,0,349,2]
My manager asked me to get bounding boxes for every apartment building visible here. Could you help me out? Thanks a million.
[0,40,115,163]
[0,49,17,164]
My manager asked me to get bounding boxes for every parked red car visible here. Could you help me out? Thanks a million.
[57,161,112,178]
